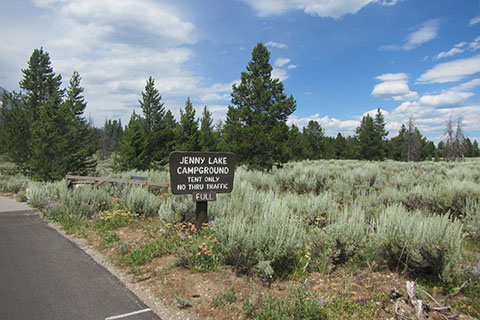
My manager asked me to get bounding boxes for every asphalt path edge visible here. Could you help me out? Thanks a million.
[43,215,185,320]
[1,195,183,320]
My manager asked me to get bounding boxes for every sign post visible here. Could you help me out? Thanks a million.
[169,152,236,231]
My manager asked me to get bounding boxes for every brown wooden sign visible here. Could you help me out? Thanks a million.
[169,152,236,197]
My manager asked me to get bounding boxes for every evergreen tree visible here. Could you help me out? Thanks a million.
[373,108,388,159]
[20,47,64,122]
[115,77,175,169]
[0,48,63,171]
[302,120,324,159]
[0,92,30,166]
[1,49,94,180]
[390,125,406,161]
[355,109,388,160]
[437,141,446,159]
[287,124,309,161]
[114,112,149,171]
[473,140,480,157]
[99,119,123,159]
[222,43,296,170]
[174,97,199,151]
[60,71,96,175]
[28,92,67,181]
[140,77,171,166]
[463,138,474,157]
[344,136,359,159]
[198,106,216,152]
[334,133,347,159]
[140,76,164,132]
[163,109,177,153]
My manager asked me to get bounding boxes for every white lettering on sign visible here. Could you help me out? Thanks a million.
[179,157,206,165]
[206,183,229,190]
[187,176,202,183]
[169,152,235,196]
[208,157,227,165]
[193,193,216,201]
[176,166,230,175]
[188,184,205,191]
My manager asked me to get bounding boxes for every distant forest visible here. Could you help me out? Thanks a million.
[1,44,478,181]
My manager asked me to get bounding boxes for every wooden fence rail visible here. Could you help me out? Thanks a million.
[65,174,170,189]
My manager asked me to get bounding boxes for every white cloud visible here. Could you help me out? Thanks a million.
[241,0,400,19]
[60,0,195,46]
[419,91,473,106]
[372,73,418,101]
[372,80,410,96]
[417,54,480,83]
[433,47,464,60]
[266,41,288,49]
[432,36,480,60]
[452,78,480,91]
[199,93,231,102]
[272,68,289,81]
[470,36,480,51]
[378,44,399,51]
[2,0,242,127]
[402,19,439,50]
[376,73,408,81]
[274,58,291,67]
[379,19,439,52]
[288,114,360,136]
[470,15,480,26]
[33,0,66,7]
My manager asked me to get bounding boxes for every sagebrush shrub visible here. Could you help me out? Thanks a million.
[0,174,29,193]
[26,180,66,208]
[214,196,305,276]
[464,200,480,241]
[125,186,161,217]
[371,205,463,281]
[60,185,111,216]
[311,205,370,265]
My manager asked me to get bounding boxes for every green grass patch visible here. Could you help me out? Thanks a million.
[120,239,171,267]
[100,232,121,249]
[53,213,89,237]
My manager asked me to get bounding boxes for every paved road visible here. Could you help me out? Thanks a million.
[0,196,161,320]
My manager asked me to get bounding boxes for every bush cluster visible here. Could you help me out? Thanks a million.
[10,158,480,283]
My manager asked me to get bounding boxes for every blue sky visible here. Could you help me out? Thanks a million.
[1,0,479,142]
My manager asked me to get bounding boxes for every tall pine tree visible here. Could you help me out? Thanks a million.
[174,97,199,151]
[114,112,149,171]
[355,109,388,161]
[198,106,216,152]
[302,120,325,159]
[140,76,172,166]
[222,43,296,170]
[1,49,94,180]
[61,71,97,175]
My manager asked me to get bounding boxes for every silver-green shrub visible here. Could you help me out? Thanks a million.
[399,181,480,217]
[214,191,306,276]
[311,205,370,265]
[464,200,480,241]
[282,192,338,226]
[125,186,161,217]
[371,205,463,281]
[60,185,111,216]
[0,174,29,193]
[157,197,176,223]
[26,180,67,208]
